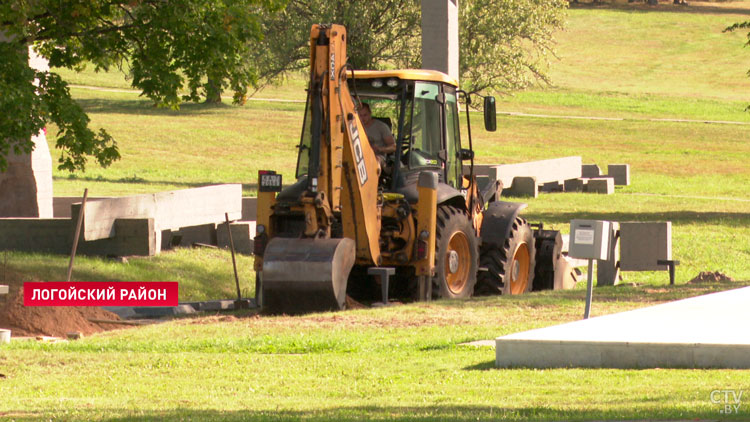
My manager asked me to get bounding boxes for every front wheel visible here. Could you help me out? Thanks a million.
[432,206,479,299]
[476,217,536,295]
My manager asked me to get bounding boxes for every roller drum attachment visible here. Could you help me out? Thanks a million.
[261,237,356,314]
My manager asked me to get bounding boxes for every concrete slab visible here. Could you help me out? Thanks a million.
[502,176,538,198]
[217,221,255,255]
[620,221,672,271]
[242,197,257,221]
[563,178,585,192]
[475,156,582,189]
[53,196,108,218]
[586,177,614,194]
[496,287,750,368]
[0,285,8,295]
[596,222,621,286]
[581,164,601,178]
[607,164,631,186]
[79,184,242,241]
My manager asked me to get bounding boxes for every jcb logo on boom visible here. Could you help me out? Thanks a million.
[349,120,368,186]
[711,389,743,414]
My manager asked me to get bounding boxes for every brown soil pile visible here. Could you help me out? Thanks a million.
[0,278,122,338]
[688,271,736,284]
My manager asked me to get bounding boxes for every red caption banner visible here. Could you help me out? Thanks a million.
[24,282,179,307]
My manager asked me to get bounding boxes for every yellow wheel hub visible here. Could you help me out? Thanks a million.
[445,231,471,294]
[508,242,530,295]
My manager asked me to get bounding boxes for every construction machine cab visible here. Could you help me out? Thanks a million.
[339,70,495,199]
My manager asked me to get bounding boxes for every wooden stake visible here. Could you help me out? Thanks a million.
[67,188,88,282]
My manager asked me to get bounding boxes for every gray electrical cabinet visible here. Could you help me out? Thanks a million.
[569,220,611,260]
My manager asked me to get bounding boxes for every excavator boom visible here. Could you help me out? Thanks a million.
[258,24,382,314]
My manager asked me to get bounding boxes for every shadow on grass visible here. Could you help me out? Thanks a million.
[525,210,750,227]
[570,1,750,16]
[462,281,750,307]
[463,360,497,371]
[54,174,258,192]
[74,97,301,116]
[4,405,736,422]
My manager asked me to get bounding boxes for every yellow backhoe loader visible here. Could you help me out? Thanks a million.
[254,24,562,314]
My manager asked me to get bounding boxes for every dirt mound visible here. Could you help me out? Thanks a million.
[688,271,735,284]
[0,278,122,338]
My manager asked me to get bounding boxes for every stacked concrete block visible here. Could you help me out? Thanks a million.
[217,221,256,255]
[0,217,155,256]
[169,223,218,247]
[242,197,258,221]
[53,197,107,218]
[586,178,615,194]
[0,218,71,254]
[581,164,602,178]
[541,181,563,193]
[78,218,156,256]
[619,222,672,271]
[476,156,582,190]
[76,184,242,252]
[503,176,538,198]
[607,164,631,186]
[564,178,585,192]
[596,222,621,286]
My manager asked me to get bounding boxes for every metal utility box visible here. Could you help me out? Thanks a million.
[569,220,611,260]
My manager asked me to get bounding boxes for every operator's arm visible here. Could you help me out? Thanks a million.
[371,122,397,155]
[376,134,396,155]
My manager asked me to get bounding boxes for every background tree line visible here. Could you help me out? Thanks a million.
[1,0,566,171]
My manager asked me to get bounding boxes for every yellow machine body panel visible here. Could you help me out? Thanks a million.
[351,69,459,87]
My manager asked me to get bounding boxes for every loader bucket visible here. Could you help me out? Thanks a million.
[261,237,356,314]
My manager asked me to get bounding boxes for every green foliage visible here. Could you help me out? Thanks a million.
[459,0,567,94]
[248,0,567,95]
[724,20,750,108]
[0,0,284,171]
[249,0,421,84]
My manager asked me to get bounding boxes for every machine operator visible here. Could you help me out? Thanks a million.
[357,103,396,171]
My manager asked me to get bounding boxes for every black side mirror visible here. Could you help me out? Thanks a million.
[484,96,497,132]
[460,148,474,161]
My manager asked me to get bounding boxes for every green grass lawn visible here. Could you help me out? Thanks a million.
[2,282,750,421]
[3,1,750,420]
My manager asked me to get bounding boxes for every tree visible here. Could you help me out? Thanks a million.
[247,0,566,95]
[459,0,567,94]
[0,0,284,172]
[248,0,421,86]
[725,21,750,109]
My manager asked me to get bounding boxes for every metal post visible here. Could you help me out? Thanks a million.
[225,213,249,310]
[584,259,594,319]
[225,213,241,299]
[67,188,88,282]
[255,273,262,308]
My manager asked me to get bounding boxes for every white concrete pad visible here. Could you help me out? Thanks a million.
[0,285,8,295]
[496,287,750,368]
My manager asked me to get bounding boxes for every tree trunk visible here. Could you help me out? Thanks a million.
[204,77,223,104]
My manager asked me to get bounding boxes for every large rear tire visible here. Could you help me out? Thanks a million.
[476,217,536,295]
[432,206,479,299]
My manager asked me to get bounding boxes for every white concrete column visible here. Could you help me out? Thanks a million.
[0,38,54,218]
[421,0,459,81]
